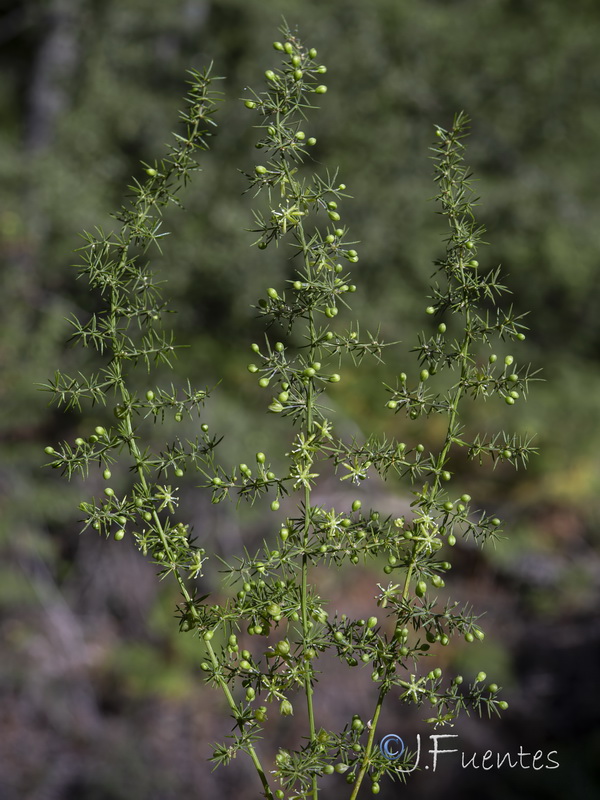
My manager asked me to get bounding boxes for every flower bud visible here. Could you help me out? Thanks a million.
[280,699,293,716]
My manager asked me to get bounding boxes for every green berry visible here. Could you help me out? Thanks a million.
[386,400,398,410]
[275,639,290,657]
[103,468,111,480]
[309,48,318,59]
[447,534,456,546]
[104,487,114,497]
[244,100,256,109]
[323,764,334,775]
[426,306,435,315]
[258,377,270,388]
[265,70,276,81]
[487,683,499,693]
[271,500,280,511]
[367,616,378,628]
[267,287,278,299]
[505,395,515,405]
[464,632,474,643]
[438,322,447,333]
[475,671,487,683]
[352,500,362,512]
[420,369,429,381]
[273,41,284,51]
[293,69,303,80]
[504,355,514,366]
[307,137,317,146]
[498,700,509,710]
[114,529,125,541]
[315,85,328,93]
[44,446,55,455]
[329,373,341,383]
[416,580,427,597]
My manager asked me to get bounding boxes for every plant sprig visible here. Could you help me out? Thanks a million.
[43,23,537,800]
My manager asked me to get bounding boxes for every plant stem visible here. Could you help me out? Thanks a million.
[296,208,318,800]
[349,684,385,800]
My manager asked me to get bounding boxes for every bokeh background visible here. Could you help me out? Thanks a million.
[1,1,599,798]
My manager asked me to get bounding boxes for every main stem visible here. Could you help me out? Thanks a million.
[296,215,318,800]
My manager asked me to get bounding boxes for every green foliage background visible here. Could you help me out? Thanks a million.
[1,1,599,798]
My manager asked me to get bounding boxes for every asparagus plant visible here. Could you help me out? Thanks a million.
[42,23,537,800]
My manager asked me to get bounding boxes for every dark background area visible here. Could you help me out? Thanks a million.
[1,1,599,798]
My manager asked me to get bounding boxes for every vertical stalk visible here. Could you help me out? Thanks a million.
[296,213,318,800]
